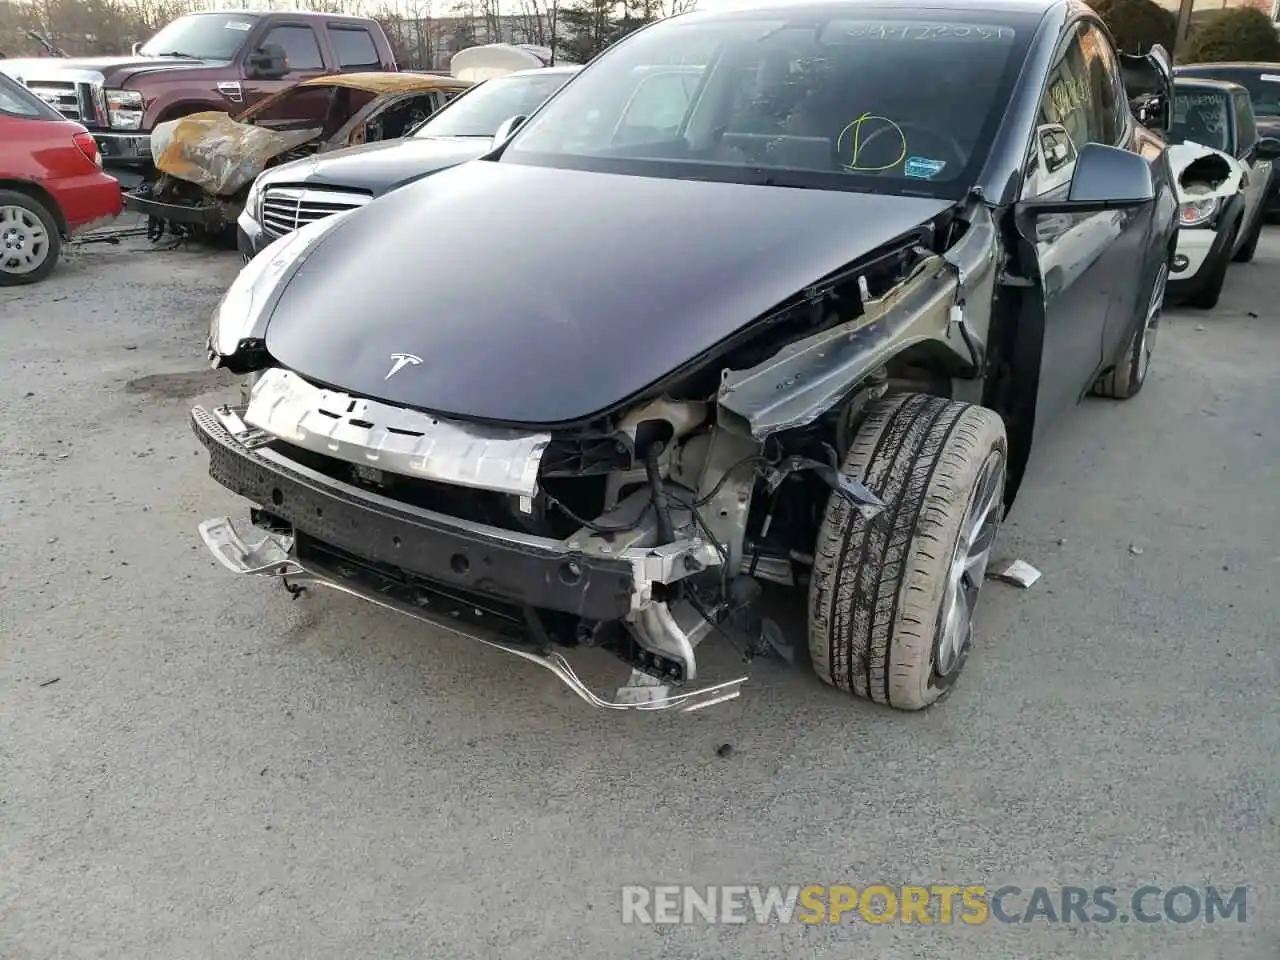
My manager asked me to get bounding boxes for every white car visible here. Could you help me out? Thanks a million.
[1166,77,1280,308]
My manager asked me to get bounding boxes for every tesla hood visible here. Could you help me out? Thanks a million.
[262,160,952,426]
[260,137,492,195]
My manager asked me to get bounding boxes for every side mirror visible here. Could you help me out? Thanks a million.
[493,114,527,145]
[1020,143,1155,216]
[246,43,288,80]
[1256,136,1280,161]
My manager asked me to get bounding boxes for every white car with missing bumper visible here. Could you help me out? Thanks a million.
[1166,77,1280,308]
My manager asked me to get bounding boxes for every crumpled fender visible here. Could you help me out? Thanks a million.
[151,112,322,196]
[1167,141,1245,203]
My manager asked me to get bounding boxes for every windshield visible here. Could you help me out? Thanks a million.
[500,9,1032,197]
[1180,68,1280,119]
[1169,89,1231,152]
[139,13,259,60]
[415,72,575,138]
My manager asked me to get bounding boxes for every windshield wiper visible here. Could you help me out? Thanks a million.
[152,50,200,59]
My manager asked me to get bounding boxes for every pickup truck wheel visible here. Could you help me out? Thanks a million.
[0,190,61,286]
[1092,261,1167,400]
[808,393,1007,710]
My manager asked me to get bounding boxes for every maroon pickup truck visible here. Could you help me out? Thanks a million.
[0,10,397,167]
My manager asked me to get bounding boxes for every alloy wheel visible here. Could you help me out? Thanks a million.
[0,204,51,276]
[935,449,1006,677]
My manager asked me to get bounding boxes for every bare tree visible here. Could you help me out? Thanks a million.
[516,0,560,47]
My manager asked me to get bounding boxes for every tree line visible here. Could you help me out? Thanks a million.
[0,0,697,68]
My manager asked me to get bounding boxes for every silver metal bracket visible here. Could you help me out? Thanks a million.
[196,515,748,713]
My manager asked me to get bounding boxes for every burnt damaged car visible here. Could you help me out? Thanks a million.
[193,0,1178,713]
[236,66,580,261]
[124,72,470,237]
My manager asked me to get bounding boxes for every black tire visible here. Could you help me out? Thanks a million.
[808,393,1007,711]
[1093,261,1168,400]
[0,189,62,286]
[1232,211,1262,263]
[1187,223,1236,310]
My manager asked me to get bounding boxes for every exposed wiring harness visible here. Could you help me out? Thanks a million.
[543,493,654,533]
[644,443,677,543]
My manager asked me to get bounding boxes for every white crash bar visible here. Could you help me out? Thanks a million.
[243,368,550,496]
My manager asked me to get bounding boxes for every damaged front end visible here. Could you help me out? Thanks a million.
[123,75,458,241]
[1169,141,1243,225]
[192,194,1000,711]
[1166,140,1249,291]
[125,111,324,239]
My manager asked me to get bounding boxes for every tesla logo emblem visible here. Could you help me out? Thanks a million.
[384,353,422,380]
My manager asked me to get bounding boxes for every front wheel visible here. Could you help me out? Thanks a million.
[808,393,1007,710]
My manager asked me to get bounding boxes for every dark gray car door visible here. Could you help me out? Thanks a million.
[1021,20,1134,424]
[1082,22,1159,366]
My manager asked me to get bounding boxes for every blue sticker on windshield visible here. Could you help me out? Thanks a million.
[904,156,946,179]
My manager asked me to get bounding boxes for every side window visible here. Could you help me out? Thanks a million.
[262,25,323,71]
[328,26,380,70]
[614,72,696,142]
[1026,23,1120,196]
[250,87,336,125]
[1078,22,1126,145]
[1234,92,1258,157]
[1245,72,1280,120]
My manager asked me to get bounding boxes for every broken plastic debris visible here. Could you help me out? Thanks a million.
[987,558,1042,588]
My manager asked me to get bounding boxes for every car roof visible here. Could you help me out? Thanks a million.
[194,8,367,19]
[297,72,471,94]
[1174,76,1249,94]
[502,66,582,78]
[679,0,1062,17]
[1177,62,1280,71]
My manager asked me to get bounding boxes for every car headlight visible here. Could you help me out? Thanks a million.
[105,89,144,130]
[1179,197,1221,227]
[243,175,265,224]
[209,211,352,360]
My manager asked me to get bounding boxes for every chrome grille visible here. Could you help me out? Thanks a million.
[258,187,370,239]
[25,80,84,122]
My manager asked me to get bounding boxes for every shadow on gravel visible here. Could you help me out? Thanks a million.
[125,369,237,399]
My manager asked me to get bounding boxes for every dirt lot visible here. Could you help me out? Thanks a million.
[1,229,1278,959]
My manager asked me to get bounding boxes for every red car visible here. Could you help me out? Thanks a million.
[0,71,123,284]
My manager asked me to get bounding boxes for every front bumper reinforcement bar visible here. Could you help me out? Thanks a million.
[191,404,748,713]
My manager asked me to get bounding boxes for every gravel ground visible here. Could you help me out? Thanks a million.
[1,227,1277,959]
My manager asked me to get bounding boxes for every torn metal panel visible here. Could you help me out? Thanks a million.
[717,255,969,439]
[942,204,999,366]
[1168,142,1243,202]
[151,112,322,196]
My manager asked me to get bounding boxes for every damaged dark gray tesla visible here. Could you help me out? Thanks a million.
[194,0,1178,712]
